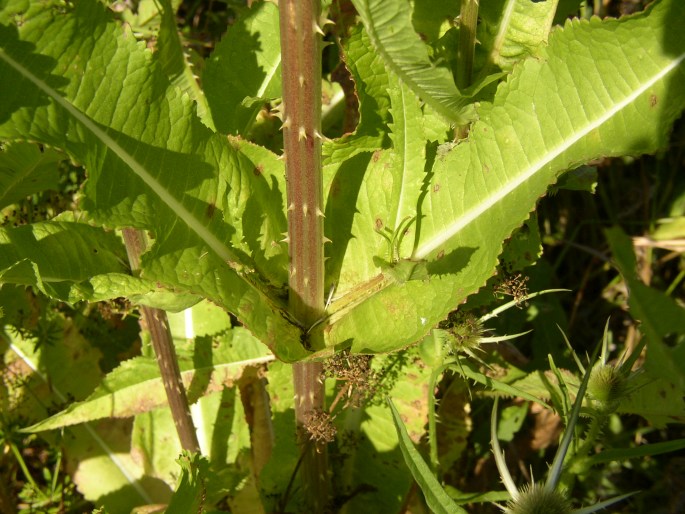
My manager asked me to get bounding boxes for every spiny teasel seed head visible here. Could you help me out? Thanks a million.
[440,312,485,353]
[587,363,632,415]
[505,483,572,514]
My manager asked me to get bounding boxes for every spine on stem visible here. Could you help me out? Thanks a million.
[279,0,329,511]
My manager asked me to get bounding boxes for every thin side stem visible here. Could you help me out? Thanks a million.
[279,0,329,511]
[563,413,606,483]
[428,366,448,473]
[10,443,46,500]
[238,366,274,476]
[122,228,200,453]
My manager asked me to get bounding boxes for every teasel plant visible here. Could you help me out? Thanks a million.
[490,326,640,514]
[421,288,568,473]
[561,321,647,482]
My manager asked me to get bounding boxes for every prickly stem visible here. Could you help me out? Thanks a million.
[279,0,329,511]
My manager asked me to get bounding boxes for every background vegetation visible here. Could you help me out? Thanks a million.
[1,0,684,512]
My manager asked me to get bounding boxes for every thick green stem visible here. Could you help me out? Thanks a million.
[455,0,478,139]
[122,228,200,453]
[280,1,325,323]
[279,0,329,511]
[457,0,479,91]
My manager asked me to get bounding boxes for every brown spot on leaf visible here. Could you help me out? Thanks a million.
[254,164,263,176]
[330,178,341,197]
[650,94,658,107]
[372,150,381,162]
[375,217,383,230]
[433,183,440,193]
[206,202,216,219]
[437,250,445,260]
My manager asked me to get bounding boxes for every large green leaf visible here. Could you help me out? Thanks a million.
[0,141,63,209]
[605,226,685,389]
[350,0,475,125]
[385,79,427,254]
[0,217,200,310]
[23,325,273,432]
[204,1,281,136]
[324,76,426,293]
[0,0,306,360]
[481,0,559,71]
[313,0,685,354]
[155,0,214,129]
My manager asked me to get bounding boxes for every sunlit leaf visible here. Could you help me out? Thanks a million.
[23,326,273,432]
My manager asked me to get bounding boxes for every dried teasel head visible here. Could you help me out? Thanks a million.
[303,408,337,445]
